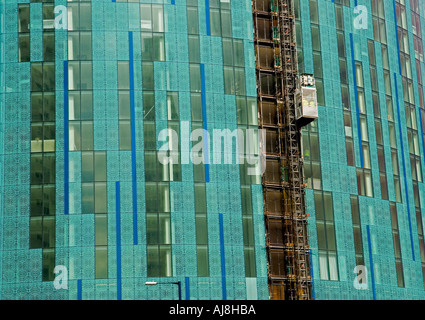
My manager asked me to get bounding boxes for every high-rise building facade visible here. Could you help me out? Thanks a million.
[2,0,425,301]
[0,0,269,300]
[293,0,425,299]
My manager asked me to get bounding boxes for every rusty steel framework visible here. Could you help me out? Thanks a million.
[252,0,312,300]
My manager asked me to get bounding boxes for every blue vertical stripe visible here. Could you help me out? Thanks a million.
[394,73,415,261]
[349,33,364,168]
[77,279,82,300]
[219,213,227,300]
[64,60,69,215]
[129,31,138,245]
[116,181,122,300]
[366,226,376,300]
[185,277,190,300]
[309,249,315,300]
[200,64,210,182]
[205,0,211,36]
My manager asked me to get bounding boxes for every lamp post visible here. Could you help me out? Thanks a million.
[145,281,182,300]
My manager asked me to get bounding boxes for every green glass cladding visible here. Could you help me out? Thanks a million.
[297,0,425,299]
[0,0,268,300]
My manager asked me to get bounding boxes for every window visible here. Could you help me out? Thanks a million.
[146,209,172,277]
[32,92,55,122]
[191,93,203,122]
[118,62,132,152]
[357,169,373,197]
[117,61,130,90]
[143,91,155,121]
[190,64,202,93]
[189,35,200,63]
[68,61,92,90]
[210,9,221,36]
[68,32,92,61]
[69,91,93,121]
[18,4,30,62]
[195,183,210,276]
[147,245,172,277]
[95,214,108,278]
[42,249,55,281]
[31,63,56,92]
[119,121,131,150]
[309,0,319,24]
[224,67,235,95]
[187,6,199,35]
[142,32,165,61]
[167,92,179,121]
[315,191,339,281]
[142,62,154,90]
[31,123,55,153]
[67,2,92,31]
[390,203,405,287]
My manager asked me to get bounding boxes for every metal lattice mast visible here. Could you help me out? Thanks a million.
[253,0,312,300]
[278,0,311,300]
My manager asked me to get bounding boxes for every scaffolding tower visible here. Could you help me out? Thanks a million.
[253,0,312,300]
